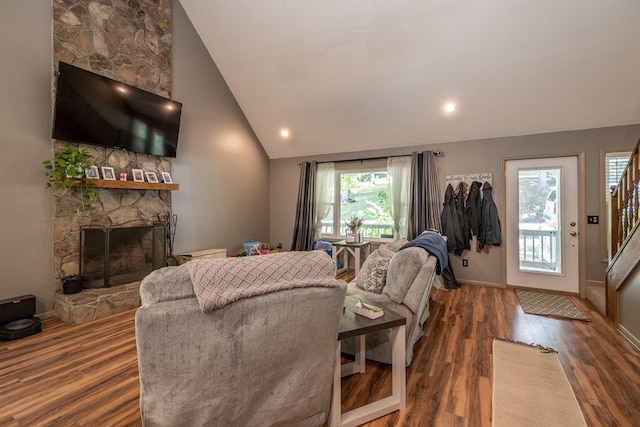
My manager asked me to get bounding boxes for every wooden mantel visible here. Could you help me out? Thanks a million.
[79,179,179,191]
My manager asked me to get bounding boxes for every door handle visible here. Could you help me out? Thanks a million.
[570,231,577,236]
[570,222,576,226]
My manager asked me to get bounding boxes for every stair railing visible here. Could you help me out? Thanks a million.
[611,139,640,259]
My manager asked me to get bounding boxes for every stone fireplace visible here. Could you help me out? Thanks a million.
[52,0,174,324]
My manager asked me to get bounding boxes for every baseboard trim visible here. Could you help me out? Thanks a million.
[37,310,56,321]
[587,280,605,288]
[458,279,505,288]
[618,325,640,352]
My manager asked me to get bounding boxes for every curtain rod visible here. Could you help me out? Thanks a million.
[304,151,443,165]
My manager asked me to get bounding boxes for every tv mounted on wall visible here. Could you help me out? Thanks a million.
[52,62,182,158]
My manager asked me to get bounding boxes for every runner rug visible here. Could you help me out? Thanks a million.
[515,289,589,321]
[492,339,587,427]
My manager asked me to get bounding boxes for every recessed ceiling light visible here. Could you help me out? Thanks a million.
[444,102,456,113]
[280,129,290,138]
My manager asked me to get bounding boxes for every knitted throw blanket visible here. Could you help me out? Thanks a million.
[186,251,341,312]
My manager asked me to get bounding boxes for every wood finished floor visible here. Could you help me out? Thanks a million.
[1,280,639,426]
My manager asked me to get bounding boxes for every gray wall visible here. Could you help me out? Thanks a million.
[620,268,640,344]
[170,1,270,257]
[0,1,270,313]
[0,1,54,313]
[270,125,640,285]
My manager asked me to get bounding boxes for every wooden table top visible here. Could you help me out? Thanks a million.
[332,240,371,248]
[338,294,406,341]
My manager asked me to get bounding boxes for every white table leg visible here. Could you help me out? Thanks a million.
[330,343,341,426]
[339,325,406,427]
[355,334,365,374]
[340,335,366,377]
[391,325,406,410]
[333,245,347,274]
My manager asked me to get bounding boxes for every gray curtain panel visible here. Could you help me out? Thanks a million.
[290,161,318,251]
[407,151,442,240]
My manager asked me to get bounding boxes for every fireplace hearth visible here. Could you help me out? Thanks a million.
[80,225,166,288]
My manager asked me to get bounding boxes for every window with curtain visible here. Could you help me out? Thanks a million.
[603,150,631,260]
[319,159,410,240]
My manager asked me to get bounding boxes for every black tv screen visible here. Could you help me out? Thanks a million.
[52,62,182,158]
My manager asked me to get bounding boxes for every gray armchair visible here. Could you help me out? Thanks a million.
[135,251,347,426]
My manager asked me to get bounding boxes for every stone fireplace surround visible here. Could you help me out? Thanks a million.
[52,0,174,324]
[52,146,174,325]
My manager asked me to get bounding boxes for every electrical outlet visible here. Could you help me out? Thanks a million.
[462,259,468,267]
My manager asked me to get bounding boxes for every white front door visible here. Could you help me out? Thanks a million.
[505,156,579,292]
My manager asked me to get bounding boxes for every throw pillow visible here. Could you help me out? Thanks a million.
[356,250,391,294]
[378,238,409,258]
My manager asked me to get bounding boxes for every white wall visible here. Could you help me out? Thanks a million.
[0,1,54,313]
[270,125,640,285]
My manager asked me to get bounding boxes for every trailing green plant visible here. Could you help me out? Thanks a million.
[43,146,99,215]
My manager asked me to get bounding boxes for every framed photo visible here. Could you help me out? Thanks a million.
[101,166,116,180]
[86,166,100,179]
[161,172,173,184]
[145,171,159,183]
[132,169,145,182]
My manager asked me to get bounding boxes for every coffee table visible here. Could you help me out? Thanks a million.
[330,295,406,427]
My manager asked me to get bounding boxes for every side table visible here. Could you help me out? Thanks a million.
[330,295,406,427]
[331,240,371,277]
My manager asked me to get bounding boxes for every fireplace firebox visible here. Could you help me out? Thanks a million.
[80,225,166,288]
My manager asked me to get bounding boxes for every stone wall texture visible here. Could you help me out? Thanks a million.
[51,0,173,322]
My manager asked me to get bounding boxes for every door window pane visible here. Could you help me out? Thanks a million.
[518,168,561,273]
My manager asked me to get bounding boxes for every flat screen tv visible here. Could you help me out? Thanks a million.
[52,62,182,158]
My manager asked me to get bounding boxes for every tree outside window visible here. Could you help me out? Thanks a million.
[320,168,394,239]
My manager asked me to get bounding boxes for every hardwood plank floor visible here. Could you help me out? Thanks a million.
[1,281,639,426]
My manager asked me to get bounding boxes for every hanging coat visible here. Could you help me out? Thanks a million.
[455,181,471,251]
[478,182,502,249]
[441,183,466,255]
[467,181,483,236]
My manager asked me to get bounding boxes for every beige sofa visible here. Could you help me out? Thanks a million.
[343,238,443,366]
[135,251,347,427]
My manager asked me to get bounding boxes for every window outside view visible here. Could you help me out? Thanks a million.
[518,168,561,273]
[321,171,394,239]
[605,152,631,259]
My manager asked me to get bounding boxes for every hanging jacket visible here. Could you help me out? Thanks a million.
[478,182,502,249]
[455,181,471,251]
[467,181,483,236]
[441,184,466,255]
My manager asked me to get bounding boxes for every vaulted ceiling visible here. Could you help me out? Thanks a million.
[179,0,640,159]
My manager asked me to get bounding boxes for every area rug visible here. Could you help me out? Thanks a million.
[492,339,587,427]
[515,289,589,321]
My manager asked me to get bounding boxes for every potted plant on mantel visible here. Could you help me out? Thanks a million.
[43,146,99,216]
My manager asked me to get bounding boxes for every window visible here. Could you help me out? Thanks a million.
[320,161,394,239]
[602,150,631,260]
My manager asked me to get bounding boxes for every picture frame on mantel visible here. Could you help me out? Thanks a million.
[86,166,100,179]
[132,169,145,182]
[101,166,116,180]
[145,172,159,183]
[161,172,172,184]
